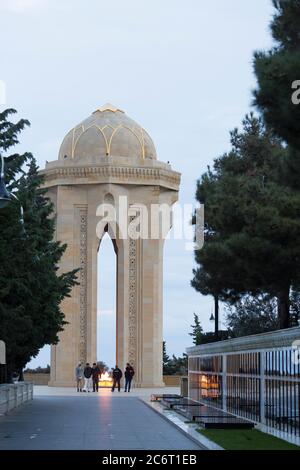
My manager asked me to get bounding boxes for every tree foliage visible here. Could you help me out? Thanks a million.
[254,0,300,182]
[189,313,203,346]
[97,361,109,374]
[24,365,50,374]
[192,114,300,329]
[163,341,187,376]
[191,1,300,336]
[226,295,279,337]
[0,109,78,381]
[188,314,229,345]
[226,291,300,338]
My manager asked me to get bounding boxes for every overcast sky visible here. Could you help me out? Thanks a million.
[0,0,274,368]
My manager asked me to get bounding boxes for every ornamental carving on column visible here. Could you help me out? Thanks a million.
[79,208,88,365]
[128,217,137,369]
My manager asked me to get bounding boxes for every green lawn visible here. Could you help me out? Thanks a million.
[197,428,300,450]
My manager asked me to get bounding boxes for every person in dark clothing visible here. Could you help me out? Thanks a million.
[124,363,135,392]
[92,363,101,392]
[111,365,123,392]
[83,363,93,392]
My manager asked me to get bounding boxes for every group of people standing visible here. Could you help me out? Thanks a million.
[75,362,101,393]
[75,362,135,393]
[111,363,135,392]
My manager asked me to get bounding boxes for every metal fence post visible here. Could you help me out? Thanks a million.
[260,350,266,425]
[187,356,190,399]
[222,354,227,412]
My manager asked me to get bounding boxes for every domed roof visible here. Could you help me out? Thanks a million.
[58,103,157,161]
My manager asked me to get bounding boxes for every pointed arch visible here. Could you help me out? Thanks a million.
[97,230,117,368]
[73,125,109,158]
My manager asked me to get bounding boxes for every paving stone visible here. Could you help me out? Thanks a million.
[0,396,202,450]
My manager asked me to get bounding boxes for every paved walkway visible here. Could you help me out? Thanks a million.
[0,387,202,450]
[33,385,181,397]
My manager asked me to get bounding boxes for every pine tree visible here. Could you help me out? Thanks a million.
[0,109,78,382]
[163,341,171,375]
[189,313,203,346]
[226,295,279,338]
[162,342,188,376]
[192,114,300,329]
[254,1,300,182]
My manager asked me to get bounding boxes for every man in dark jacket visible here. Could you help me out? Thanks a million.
[124,363,135,392]
[111,365,123,392]
[92,363,101,392]
[83,363,93,392]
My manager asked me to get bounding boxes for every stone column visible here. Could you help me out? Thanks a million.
[49,187,79,386]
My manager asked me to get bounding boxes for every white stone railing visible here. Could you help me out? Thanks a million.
[0,382,33,416]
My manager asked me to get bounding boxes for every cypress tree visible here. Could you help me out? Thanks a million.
[189,313,204,346]
[0,109,78,381]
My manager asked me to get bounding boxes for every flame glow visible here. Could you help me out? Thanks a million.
[98,371,113,388]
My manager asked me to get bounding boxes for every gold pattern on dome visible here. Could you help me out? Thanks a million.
[60,104,156,160]
[93,103,124,113]
[71,123,148,159]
